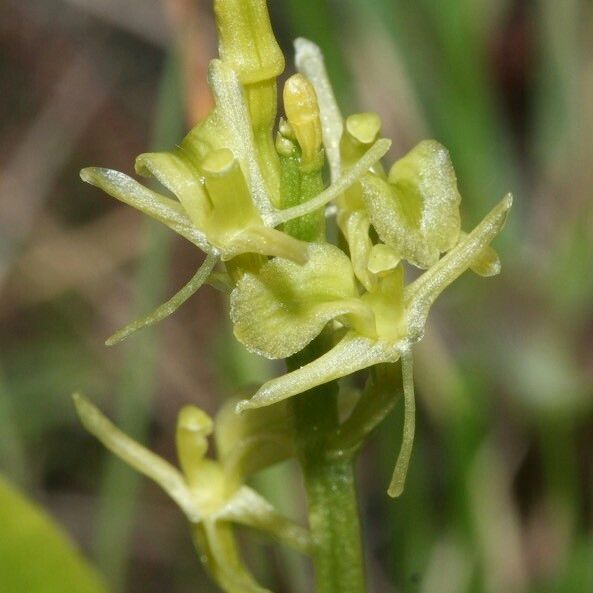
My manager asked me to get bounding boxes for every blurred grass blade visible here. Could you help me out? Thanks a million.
[0,365,28,486]
[92,52,185,592]
[346,0,521,248]
[281,0,354,112]
[0,475,107,593]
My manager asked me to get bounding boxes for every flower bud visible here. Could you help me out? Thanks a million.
[176,406,228,510]
[214,0,285,84]
[283,74,323,171]
[176,406,213,482]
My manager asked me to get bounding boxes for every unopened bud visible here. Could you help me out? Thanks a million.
[176,406,213,484]
[214,0,285,84]
[283,74,323,171]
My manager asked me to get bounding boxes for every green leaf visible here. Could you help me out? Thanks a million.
[0,475,108,593]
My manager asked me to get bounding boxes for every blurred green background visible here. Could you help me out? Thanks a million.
[1,1,592,592]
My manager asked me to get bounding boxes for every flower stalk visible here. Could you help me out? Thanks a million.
[75,1,512,592]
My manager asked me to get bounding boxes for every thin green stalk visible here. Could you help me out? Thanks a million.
[92,53,185,591]
[289,341,366,593]
[280,168,365,592]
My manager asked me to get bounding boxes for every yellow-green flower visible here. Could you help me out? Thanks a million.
[232,192,512,495]
[81,6,390,346]
[234,194,511,409]
[73,394,309,593]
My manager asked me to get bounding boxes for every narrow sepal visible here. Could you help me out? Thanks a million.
[294,38,344,182]
[207,60,275,216]
[106,254,218,346]
[270,138,391,226]
[80,167,211,253]
[387,351,415,497]
[236,334,400,412]
[72,394,199,522]
[404,194,513,340]
[217,487,311,554]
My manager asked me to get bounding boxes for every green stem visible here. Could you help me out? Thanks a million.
[279,130,366,593]
[288,342,367,593]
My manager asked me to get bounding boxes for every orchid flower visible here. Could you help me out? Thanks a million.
[81,0,390,346]
[73,393,309,593]
[230,39,511,496]
[232,192,511,495]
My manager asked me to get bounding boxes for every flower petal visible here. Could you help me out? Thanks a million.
[135,151,209,228]
[360,173,437,268]
[72,394,200,522]
[106,254,219,346]
[339,209,375,291]
[215,398,294,483]
[217,486,311,554]
[223,224,309,265]
[236,334,400,412]
[231,244,374,359]
[405,193,513,339]
[195,520,271,593]
[214,0,285,84]
[294,38,344,182]
[463,230,502,277]
[362,140,462,268]
[207,60,276,216]
[80,167,211,253]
